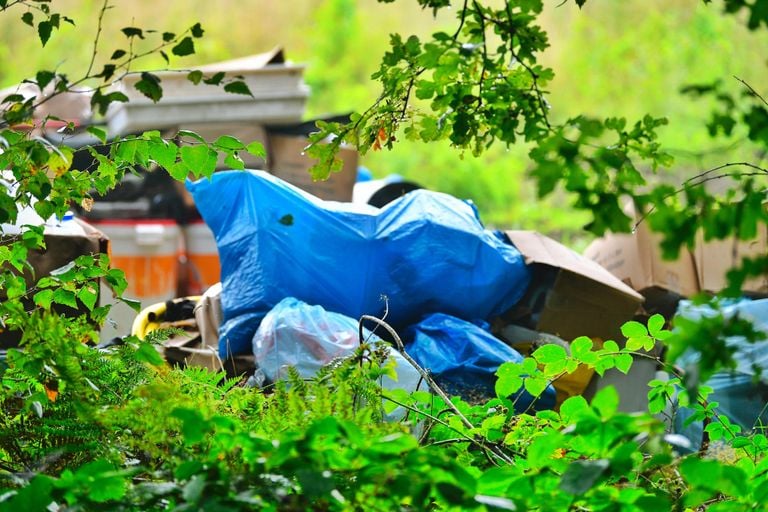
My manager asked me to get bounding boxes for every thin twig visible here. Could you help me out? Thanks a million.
[734,75,768,108]
[633,162,768,231]
[85,0,110,79]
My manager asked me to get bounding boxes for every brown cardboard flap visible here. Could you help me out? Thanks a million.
[506,230,643,302]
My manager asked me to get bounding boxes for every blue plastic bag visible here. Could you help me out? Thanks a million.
[673,298,768,450]
[188,171,531,357]
[403,313,556,411]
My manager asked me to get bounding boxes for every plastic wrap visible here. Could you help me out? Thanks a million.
[404,313,556,411]
[674,299,768,449]
[252,297,423,419]
[188,170,531,356]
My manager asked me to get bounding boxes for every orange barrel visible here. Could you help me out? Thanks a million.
[92,219,182,340]
[183,220,221,296]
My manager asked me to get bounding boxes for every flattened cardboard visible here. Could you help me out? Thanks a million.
[505,230,644,342]
[695,226,768,295]
[267,134,358,202]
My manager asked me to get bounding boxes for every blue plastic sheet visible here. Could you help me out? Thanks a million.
[188,170,531,357]
[403,313,556,411]
[673,298,768,450]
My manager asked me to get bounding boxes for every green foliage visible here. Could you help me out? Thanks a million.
[1,1,768,510]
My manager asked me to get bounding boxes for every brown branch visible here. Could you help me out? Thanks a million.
[734,75,768,108]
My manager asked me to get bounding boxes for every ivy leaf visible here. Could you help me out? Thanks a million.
[172,36,195,57]
[223,80,253,97]
[134,72,163,102]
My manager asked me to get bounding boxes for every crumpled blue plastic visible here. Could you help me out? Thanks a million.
[673,298,768,450]
[403,313,556,411]
[188,170,531,357]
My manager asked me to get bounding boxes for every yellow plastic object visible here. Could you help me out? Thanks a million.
[131,296,202,340]
[131,301,167,340]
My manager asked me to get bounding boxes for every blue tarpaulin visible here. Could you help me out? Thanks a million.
[404,313,556,411]
[188,170,531,357]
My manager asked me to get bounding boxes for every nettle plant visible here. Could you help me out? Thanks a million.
[0,0,767,510]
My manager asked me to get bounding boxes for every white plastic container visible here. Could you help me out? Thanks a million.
[93,220,181,340]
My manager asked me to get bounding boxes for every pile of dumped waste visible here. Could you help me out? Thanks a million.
[133,169,657,413]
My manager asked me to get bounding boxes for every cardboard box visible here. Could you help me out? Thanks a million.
[0,221,109,348]
[695,227,768,295]
[504,230,644,343]
[584,226,699,317]
[267,134,358,202]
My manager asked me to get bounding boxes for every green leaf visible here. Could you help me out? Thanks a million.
[36,70,55,90]
[134,72,163,102]
[559,459,609,495]
[591,386,619,419]
[570,336,594,358]
[187,70,203,85]
[52,288,77,309]
[190,22,204,38]
[121,27,144,39]
[214,135,245,151]
[37,20,52,46]
[162,31,175,42]
[647,314,666,337]
[121,297,142,312]
[177,129,206,143]
[533,343,567,364]
[203,71,225,85]
[33,289,54,309]
[110,49,126,60]
[77,285,98,311]
[172,36,195,57]
[223,80,252,96]
[87,126,107,143]
[135,342,164,366]
[180,144,218,178]
[172,407,210,444]
[5,474,55,511]
[148,140,178,168]
[246,141,266,158]
[621,320,648,338]
[614,353,633,374]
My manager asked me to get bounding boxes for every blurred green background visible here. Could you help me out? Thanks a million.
[1,0,766,247]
